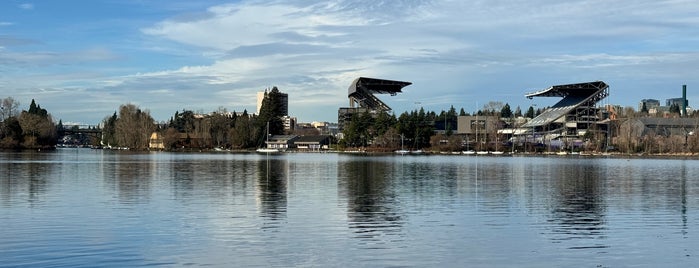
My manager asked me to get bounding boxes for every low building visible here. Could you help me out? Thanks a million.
[149,132,165,150]
[294,135,332,151]
[620,117,699,137]
[265,135,299,150]
[456,115,502,135]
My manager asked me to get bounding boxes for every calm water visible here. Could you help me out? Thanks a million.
[1,149,697,267]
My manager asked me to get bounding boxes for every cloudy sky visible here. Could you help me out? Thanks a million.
[1,0,698,124]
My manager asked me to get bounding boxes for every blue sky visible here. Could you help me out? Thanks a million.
[2,0,698,124]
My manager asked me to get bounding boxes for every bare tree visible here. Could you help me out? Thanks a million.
[1,97,20,121]
[114,104,155,149]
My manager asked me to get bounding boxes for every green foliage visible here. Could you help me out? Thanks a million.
[500,103,513,118]
[0,98,56,149]
[525,106,535,118]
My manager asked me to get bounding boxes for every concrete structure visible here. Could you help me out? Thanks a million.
[282,116,296,132]
[515,81,610,149]
[338,77,411,131]
[457,115,503,150]
[457,116,501,135]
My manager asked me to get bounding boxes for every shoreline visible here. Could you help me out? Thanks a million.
[43,146,699,159]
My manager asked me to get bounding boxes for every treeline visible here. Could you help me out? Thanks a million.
[100,87,288,150]
[0,98,57,149]
[340,102,537,151]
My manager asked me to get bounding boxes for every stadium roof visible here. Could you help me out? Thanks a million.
[348,77,412,111]
[522,81,609,128]
[525,81,608,99]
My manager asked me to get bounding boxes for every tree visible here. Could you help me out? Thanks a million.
[500,103,513,118]
[514,106,522,117]
[257,87,286,138]
[102,112,118,147]
[17,99,56,148]
[210,107,234,148]
[483,101,504,116]
[0,116,22,148]
[1,97,20,121]
[112,103,155,149]
[525,106,535,118]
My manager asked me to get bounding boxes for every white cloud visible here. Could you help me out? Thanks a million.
[3,0,699,123]
[18,3,34,10]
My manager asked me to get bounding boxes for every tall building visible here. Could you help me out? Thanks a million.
[257,88,289,116]
[639,99,660,112]
[666,98,688,108]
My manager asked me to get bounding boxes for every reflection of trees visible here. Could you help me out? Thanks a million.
[103,153,152,204]
[0,152,50,205]
[256,156,288,223]
[338,159,403,241]
[548,164,606,248]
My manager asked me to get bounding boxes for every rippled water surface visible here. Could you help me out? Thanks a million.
[1,149,698,267]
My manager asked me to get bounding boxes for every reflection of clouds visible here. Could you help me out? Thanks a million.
[338,158,405,246]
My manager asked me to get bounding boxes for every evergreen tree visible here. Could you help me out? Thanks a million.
[500,103,513,118]
[525,106,535,118]
[459,108,467,116]
[256,87,285,137]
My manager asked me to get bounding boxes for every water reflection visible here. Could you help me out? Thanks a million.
[338,158,404,245]
[103,152,153,204]
[0,151,52,206]
[256,155,288,225]
[2,151,699,267]
[548,162,606,249]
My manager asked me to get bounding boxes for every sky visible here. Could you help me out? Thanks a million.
[1,0,698,124]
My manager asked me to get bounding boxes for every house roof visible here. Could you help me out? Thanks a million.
[294,135,331,144]
[267,135,299,143]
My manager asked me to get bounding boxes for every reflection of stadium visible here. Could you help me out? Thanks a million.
[338,77,412,131]
[515,81,609,148]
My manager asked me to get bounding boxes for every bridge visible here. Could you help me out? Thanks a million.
[58,124,102,146]
[59,124,102,135]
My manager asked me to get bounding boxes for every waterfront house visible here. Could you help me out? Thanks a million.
[293,135,331,151]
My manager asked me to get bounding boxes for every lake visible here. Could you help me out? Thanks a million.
[1,149,697,267]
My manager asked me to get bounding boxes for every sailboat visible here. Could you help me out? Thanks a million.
[257,122,280,153]
[395,134,409,155]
